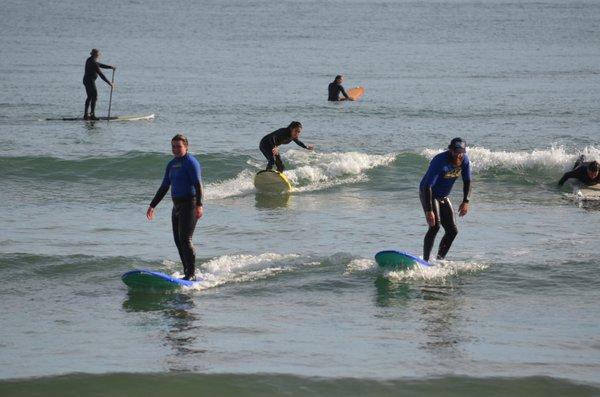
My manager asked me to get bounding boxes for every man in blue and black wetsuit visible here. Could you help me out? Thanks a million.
[419,138,472,261]
[147,134,204,280]
[328,75,353,101]
[83,48,115,120]
[259,121,315,172]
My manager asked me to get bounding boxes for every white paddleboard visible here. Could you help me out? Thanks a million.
[46,114,155,121]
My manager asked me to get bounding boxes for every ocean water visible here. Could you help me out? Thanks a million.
[1,0,599,395]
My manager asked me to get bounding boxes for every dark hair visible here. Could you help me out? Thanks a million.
[588,161,599,172]
[288,121,303,130]
[172,133,189,147]
[448,137,466,151]
[90,48,99,57]
[334,75,343,82]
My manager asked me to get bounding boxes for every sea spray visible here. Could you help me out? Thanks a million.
[205,150,397,198]
[422,145,600,173]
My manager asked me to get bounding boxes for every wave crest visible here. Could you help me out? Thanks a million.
[421,145,600,172]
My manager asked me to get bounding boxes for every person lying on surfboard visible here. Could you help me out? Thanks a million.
[328,75,354,101]
[259,121,315,172]
[558,157,599,187]
[146,134,203,281]
[419,138,472,261]
[83,48,115,120]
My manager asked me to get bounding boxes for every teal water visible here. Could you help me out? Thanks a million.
[1,0,600,394]
[1,374,598,397]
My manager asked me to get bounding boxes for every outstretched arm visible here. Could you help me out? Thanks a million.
[97,69,111,85]
[558,169,577,186]
[340,87,351,101]
[293,138,307,149]
[95,62,113,85]
[293,139,314,150]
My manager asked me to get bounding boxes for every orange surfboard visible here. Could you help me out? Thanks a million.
[347,86,365,100]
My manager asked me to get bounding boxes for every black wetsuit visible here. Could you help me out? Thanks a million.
[558,164,600,187]
[328,82,349,101]
[419,193,459,261]
[259,127,308,171]
[83,57,111,116]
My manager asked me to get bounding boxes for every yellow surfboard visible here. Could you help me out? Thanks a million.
[347,86,365,100]
[254,170,292,193]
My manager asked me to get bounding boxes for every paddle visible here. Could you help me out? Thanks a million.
[107,69,115,122]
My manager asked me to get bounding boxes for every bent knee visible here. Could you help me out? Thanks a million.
[445,227,458,238]
[428,224,441,234]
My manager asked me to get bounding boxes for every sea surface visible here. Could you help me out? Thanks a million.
[1,0,599,395]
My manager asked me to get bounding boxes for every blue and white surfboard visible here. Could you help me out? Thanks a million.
[375,250,432,270]
[122,269,203,290]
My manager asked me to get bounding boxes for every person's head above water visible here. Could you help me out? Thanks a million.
[448,137,466,164]
[334,75,344,84]
[448,137,466,152]
[288,121,303,139]
[171,133,189,158]
[90,48,100,59]
[587,160,599,179]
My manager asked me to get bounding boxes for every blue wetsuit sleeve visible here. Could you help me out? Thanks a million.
[161,163,172,187]
[293,139,308,149]
[420,158,442,212]
[421,159,441,189]
[185,157,203,206]
[185,157,201,184]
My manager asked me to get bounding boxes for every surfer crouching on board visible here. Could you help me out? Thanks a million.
[558,158,599,187]
[146,134,204,280]
[419,138,472,261]
[259,121,315,172]
[328,75,354,101]
[83,48,115,120]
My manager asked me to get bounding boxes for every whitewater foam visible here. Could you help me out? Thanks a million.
[385,259,488,282]
[343,258,377,275]
[204,150,397,199]
[282,149,396,192]
[166,253,318,291]
[421,145,600,173]
[204,169,256,200]
[343,256,487,281]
